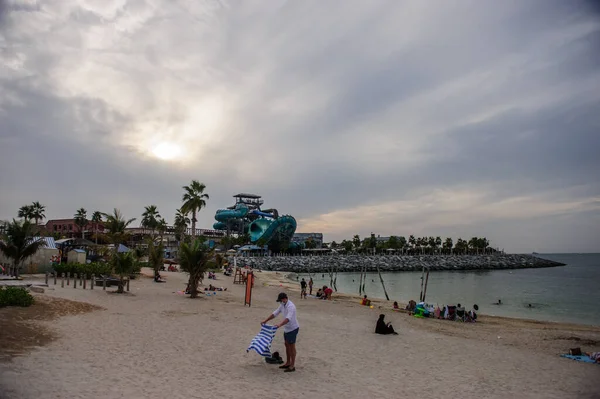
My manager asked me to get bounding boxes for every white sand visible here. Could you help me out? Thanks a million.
[1,269,599,399]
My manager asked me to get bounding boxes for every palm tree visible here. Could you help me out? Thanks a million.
[148,239,164,278]
[179,238,212,298]
[444,237,453,254]
[181,181,209,238]
[18,205,34,221]
[141,205,161,239]
[456,238,467,254]
[91,211,103,244]
[102,209,136,292]
[102,208,136,252]
[111,251,136,293]
[435,236,442,254]
[30,202,46,226]
[157,218,168,242]
[74,208,88,239]
[352,235,361,251]
[0,219,47,278]
[398,236,407,254]
[408,235,416,251]
[174,208,190,242]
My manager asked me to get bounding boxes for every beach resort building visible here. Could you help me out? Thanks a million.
[45,218,105,239]
[0,236,59,273]
[125,226,225,259]
[292,232,324,248]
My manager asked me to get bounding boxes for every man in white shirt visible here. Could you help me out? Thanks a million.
[261,292,300,372]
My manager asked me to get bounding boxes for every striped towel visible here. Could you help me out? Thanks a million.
[247,324,278,357]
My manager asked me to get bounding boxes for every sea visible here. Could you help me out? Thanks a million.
[292,254,600,327]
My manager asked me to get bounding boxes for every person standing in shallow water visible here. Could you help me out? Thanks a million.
[300,278,307,299]
[308,277,313,295]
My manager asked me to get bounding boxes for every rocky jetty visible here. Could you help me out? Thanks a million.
[239,254,565,273]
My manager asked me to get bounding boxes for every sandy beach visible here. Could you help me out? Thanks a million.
[1,269,599,399]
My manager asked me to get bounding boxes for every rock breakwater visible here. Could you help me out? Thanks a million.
[240,254,565,273]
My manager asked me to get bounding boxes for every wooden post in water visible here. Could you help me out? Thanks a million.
[73,274,77,288]
[80,273,83,286]
[333,263,338,292]
[329,263,334,288]
[103,276,107,290]
[53,272,57,285]
[83,274,87,289]
[45,272,49,285]
[419,266,425,302]
[61,273,65,288]
[126,278,130,292]
[422,268,430,302]
[361,263,367,294]
[358,263,364,294]
[375,262,390,301]
[67,272,71,286]
[91,274,94,290]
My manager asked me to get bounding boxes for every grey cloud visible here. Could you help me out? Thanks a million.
[1,0,599,251]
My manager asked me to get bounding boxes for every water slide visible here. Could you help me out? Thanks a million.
[248,215,297,245]
[214,204,249,222]
[213,203,297,248]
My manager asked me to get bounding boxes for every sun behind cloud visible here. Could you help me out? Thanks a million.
[151,142,182,161]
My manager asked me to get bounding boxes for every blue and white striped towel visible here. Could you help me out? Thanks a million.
[247,324,278,357]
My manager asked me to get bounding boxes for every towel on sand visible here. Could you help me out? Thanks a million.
[560,354,598,364]
[247,325,278,357]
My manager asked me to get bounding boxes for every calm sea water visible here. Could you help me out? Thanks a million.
[292,254,600,326]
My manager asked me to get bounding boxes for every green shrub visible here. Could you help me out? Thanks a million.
[131,261,142,274]
[53,262,112,277]
[0,287,35,307]
[205,260,219,271]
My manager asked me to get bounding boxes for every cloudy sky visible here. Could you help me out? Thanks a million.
[1,0,599,253]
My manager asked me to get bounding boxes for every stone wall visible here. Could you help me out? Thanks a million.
[239,254,565,273]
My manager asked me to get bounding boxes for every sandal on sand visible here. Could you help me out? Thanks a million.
[279,365,290,369]
[284,367,296,373]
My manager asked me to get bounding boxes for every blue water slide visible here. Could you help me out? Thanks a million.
[213,222,227,230]
[215,204,249,222]
[249,215,297,244]
[250,210,275,218]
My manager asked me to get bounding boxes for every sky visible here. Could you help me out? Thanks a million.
[1,0,599,253]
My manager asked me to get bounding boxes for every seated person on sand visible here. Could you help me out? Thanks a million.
[315,289,323,298]
[154,273,166,283]
[393,301,400,310]
[375,314,398,335]
[406,300,417,312]
[322,286,333,300]
[361,295,371,306]
[466,304,479,322]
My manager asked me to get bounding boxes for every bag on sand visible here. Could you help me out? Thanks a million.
[265,351,284,364]
[569,348,582,356]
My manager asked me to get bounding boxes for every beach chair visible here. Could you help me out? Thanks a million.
[446,305,457,321]
[233,268,244,284]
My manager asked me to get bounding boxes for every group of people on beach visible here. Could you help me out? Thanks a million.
[299,278,333,300]
[403,301,478,322]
